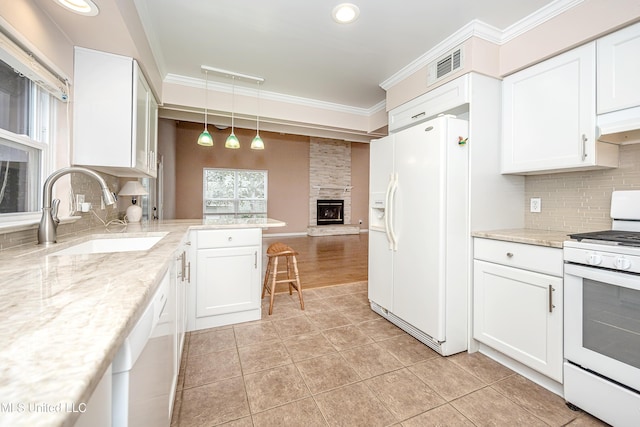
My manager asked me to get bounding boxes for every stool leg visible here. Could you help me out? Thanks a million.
[262,257,272,299]
[291,255,304,310]
[286,255,294,295]
[268,256,278,315]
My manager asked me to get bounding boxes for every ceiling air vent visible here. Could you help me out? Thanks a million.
[427,46,464,86]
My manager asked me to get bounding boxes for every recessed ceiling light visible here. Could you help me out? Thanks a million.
[53,0,99,16]
[332,3,360,24]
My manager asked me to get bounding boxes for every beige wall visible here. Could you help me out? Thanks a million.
[171,121,370,234]
[351,142,370,228]
[386,37,501,111]
[500,0,640,76]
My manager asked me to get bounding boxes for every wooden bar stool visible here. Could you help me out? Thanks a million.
[262,242,304,315]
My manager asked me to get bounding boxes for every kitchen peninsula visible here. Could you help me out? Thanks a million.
[0,218,284,427]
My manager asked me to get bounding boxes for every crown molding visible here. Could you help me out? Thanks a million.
[501,0,584,43]
[164,73,385,116]
[380,0,583,90]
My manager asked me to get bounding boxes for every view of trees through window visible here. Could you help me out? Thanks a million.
[0,58,49,216]
[203,168,267,218]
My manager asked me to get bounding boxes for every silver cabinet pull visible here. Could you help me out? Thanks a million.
[254,251,258,269]
[411,111,426,120]
[182,250,187,281]
[506,252,514,258]
[581,134,588,161]
[548,285,555,313]
[186,261,191,283]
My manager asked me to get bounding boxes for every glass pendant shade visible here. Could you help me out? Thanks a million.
[198,69,213,147]
[226,76,240,149]
[225,132,240,149]
[251,134,264,150]
[197,129,214,146]
[251,81,265,150]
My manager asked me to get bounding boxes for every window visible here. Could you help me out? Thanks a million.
[203,168,267,218]
[0,57,53,220]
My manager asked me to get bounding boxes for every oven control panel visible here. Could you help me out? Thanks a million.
[564,241,640,274]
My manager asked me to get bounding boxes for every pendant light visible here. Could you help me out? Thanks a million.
[251,81,265,150]
[197,70,214,146]
[225,76,240,149]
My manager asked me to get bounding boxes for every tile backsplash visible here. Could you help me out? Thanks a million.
[525,143,640,232]
[0,172,119,250]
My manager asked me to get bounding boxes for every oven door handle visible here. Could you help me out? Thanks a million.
[564,263,640,291]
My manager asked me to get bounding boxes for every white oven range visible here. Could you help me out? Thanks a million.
[564,190,640,427]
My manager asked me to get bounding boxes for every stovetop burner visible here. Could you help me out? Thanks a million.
[569,230,640,246]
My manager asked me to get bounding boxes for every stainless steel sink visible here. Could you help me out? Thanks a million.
[51,233,168,256]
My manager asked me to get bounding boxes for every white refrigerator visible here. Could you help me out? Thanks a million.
[368,115,469,356]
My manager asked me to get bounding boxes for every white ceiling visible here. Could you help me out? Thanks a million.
[131,0,556,110]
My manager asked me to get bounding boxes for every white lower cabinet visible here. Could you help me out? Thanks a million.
[74,365,112,427]
[473,238,563,382]
[190,228,262,330]
[175,238,190,366]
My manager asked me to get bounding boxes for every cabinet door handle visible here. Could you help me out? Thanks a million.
[506,252,514,258]
[181,250,186,282]
[581,134,588,161]
[186,261,191,283]
[411,111,426,120]
[548,285,555,313]
[254,251,257,269]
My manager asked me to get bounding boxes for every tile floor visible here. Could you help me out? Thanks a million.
[171,282,608,426]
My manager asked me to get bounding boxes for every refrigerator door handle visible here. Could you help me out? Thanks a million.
[384,174,394,249]
[388,173,399,250]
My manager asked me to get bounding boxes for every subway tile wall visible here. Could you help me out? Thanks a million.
[525,143,640,232]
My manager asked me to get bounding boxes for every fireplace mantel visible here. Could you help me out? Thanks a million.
[311,185,353,194]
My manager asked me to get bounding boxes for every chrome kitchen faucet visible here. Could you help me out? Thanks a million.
[38,167,116,245]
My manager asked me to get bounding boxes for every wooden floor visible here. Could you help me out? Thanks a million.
[262,233,368,293]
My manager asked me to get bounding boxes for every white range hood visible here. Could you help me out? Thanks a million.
[597,105,640,144]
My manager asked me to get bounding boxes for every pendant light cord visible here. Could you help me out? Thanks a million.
[256,81,261,135]
[231,76,235,133]
[204,70,208,129]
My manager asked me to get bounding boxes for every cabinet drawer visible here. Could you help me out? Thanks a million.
[474,238,563,277]
[195,228,260,249]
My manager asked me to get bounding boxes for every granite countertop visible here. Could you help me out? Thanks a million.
[0,218,284,427]
[471,228,572,249]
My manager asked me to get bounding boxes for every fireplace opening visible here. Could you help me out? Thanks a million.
[317,199,344,225]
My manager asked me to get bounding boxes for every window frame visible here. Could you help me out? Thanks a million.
[0,77,54,226]
[202,168,268,218]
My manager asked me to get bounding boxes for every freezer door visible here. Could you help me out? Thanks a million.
[368,229,394,310]
[368,136,395,309]
[369,136,394,194]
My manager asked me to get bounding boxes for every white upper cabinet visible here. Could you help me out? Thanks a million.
[501,42,618,174]
[73,47,158,178]
[388,74,469,133]
[597,22,640,114]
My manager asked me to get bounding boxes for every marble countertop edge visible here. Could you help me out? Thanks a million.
[472,228,573,249]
